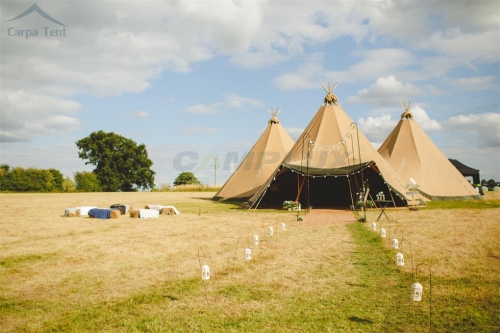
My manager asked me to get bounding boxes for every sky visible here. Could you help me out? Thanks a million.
[1,0,499,188]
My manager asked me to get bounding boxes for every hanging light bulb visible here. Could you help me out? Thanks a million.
[281,222,286,230]
[201,264,210,280]
[371,222,376,230]
[253,234,259,245]
[380,228,386,238]
[269,226,274,236]
[245,248,252,261]
[392,238,399,249]
[396,252,405,266]
[412,282,423,301]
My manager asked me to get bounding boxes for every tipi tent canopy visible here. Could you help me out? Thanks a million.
[378,102,481,201]
[248,84,410,209]
[212,108,295,201]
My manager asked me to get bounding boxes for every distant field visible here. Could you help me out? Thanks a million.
[1,192,499,332]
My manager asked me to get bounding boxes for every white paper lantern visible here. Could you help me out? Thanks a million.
[269,226,274,236]
[392,238,399,249]
[281,222,286,230]
[253,234,259,245]
[380,228,386,238]
[412,282,423,301]
[371,222,376,230]
[396,252,405,266]
[201,264,210,280]
[245,248,252,261]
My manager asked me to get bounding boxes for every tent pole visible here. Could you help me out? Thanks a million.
[347,174,355,211]
[296,175,306,202]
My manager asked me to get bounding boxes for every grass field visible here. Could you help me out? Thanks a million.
[1,192,499,332]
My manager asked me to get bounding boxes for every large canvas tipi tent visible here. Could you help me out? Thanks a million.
[213,109,295,201]
[247,84,410,209]
[377,103,481,201]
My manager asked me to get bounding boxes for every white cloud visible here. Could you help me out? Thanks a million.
[410,106,442,131]
[347,76,423,106]
[182,125,219,133]
[357,114,398,143]
[134,111,149,117]
[0,90,81,142]
[185,92,264,114]
[444,113,500,148]
[185,104,217,115]
[448,76,498,92]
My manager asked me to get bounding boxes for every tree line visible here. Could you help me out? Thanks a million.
[0,165,102,193]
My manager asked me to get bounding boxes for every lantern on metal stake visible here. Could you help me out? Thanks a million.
[281,222,286,231]
[396,252,405,266]
[253,234,259,245]
[380,227,386,238]
[201,264,210,280]
[371,222,376,230]
[244,248,252,261]
[392,237,399,249]
[269,226,274,236]
[412,282,423,301]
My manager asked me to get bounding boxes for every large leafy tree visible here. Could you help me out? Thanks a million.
[76,131,155,191]
[174,172,201,186]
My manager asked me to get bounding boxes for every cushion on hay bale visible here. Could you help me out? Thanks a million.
[147,205,180,215]
[109,204,129,215]
[78,206,98,216]
[139,209,159,219]
[146,204,163,211]
[64,207,81,217]
[88,208,120,219]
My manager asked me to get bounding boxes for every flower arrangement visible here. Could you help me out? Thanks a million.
[283,200,301,211]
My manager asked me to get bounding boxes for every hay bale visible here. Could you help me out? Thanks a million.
[144,205,150,209]
[130,210,140,218]
[66,212,76,217]
[110,210,121,219]
[160,207,175,215]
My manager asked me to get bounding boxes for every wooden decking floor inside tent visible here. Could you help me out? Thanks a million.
[299,208,358,225]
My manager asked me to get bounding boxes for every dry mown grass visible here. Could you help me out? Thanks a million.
[0,192,499,332]
[0,192,357,331]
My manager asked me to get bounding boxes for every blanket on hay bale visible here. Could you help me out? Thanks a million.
[88,208,120,219]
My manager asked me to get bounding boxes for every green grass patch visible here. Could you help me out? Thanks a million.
[0,253,57,268]
[422,198,500,209]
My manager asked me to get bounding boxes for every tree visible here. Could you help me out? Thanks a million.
[63,176,75,193]
[174,172,201,186]
[74,171,101,192]
[48,168,64,192]
[76,131,155,191]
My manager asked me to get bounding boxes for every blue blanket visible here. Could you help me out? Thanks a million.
[88,208,117,219]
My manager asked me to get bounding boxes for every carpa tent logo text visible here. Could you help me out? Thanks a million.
[6,3,67,39]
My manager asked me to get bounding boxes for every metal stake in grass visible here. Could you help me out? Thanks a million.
[413,263,433,333]
[392,228,404,249]
[399,238,414,283]
[197,248,210,304]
